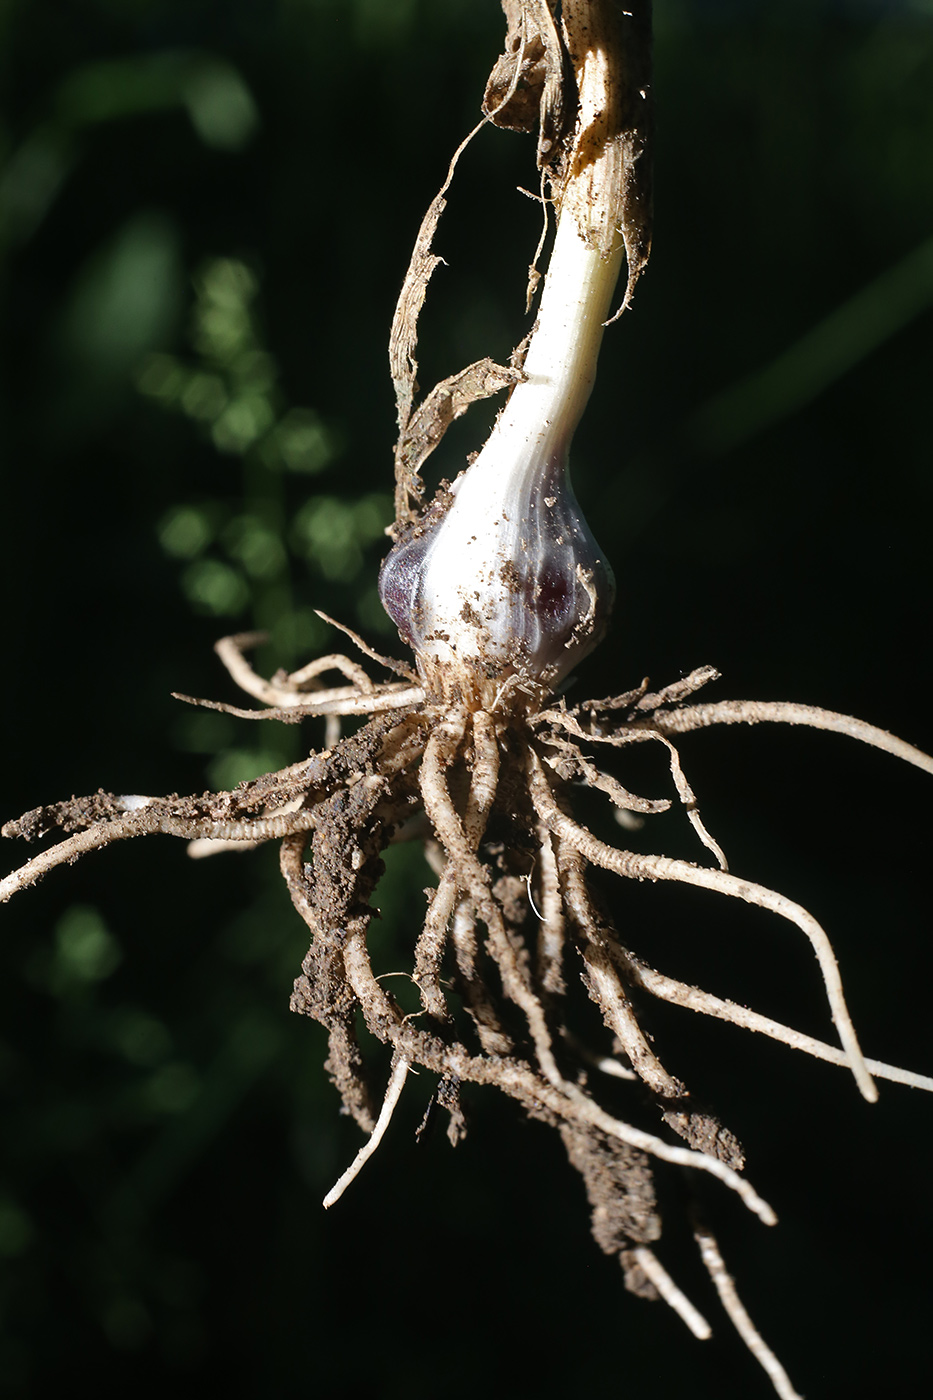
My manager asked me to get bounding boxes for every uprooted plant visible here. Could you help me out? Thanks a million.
[4,4,931,1395]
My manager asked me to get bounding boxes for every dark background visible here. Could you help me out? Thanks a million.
[2,2,931,1397]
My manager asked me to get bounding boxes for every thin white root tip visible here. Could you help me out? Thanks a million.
[695,1225,804,1400]
[632,1247,712,1340]
[588,1053,637,1081]
[560,1080,778,1226]
[322,1057,411,1209]
[629,957,933,1094]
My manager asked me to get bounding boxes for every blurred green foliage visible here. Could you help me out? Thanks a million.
[2,2,932,1398]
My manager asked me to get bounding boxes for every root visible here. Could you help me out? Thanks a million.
[0,803,317,903]
[652,730,728,871]
[550,1080,774,1223]
[623,952,933,1092]
[413,876,458,1022]
[647,697,933,777]
[2,710,427,904]
[537,732,671,815]
[420,711,563,1088]
[536,710,727,867]
[528,746,878,1102]
[694,1219,803,1400]
[6,618,931,1398]
[535,821,566,997]
[450,897,514,1056]
[561,1031,636,1081]
[312,610,419,682]
[172,682,423,722]
[338,918,777,1226]
[414,710,502,1024]
[631,1247,711,1340]
[414,710,470,1023]
[215,631,376,705]
[558,836,685,1099]
[323,1055,412,1208]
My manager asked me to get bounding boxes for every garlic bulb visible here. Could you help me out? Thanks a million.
[380,209,622,705]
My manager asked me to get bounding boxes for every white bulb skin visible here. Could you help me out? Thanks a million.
[379,442,614,701]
